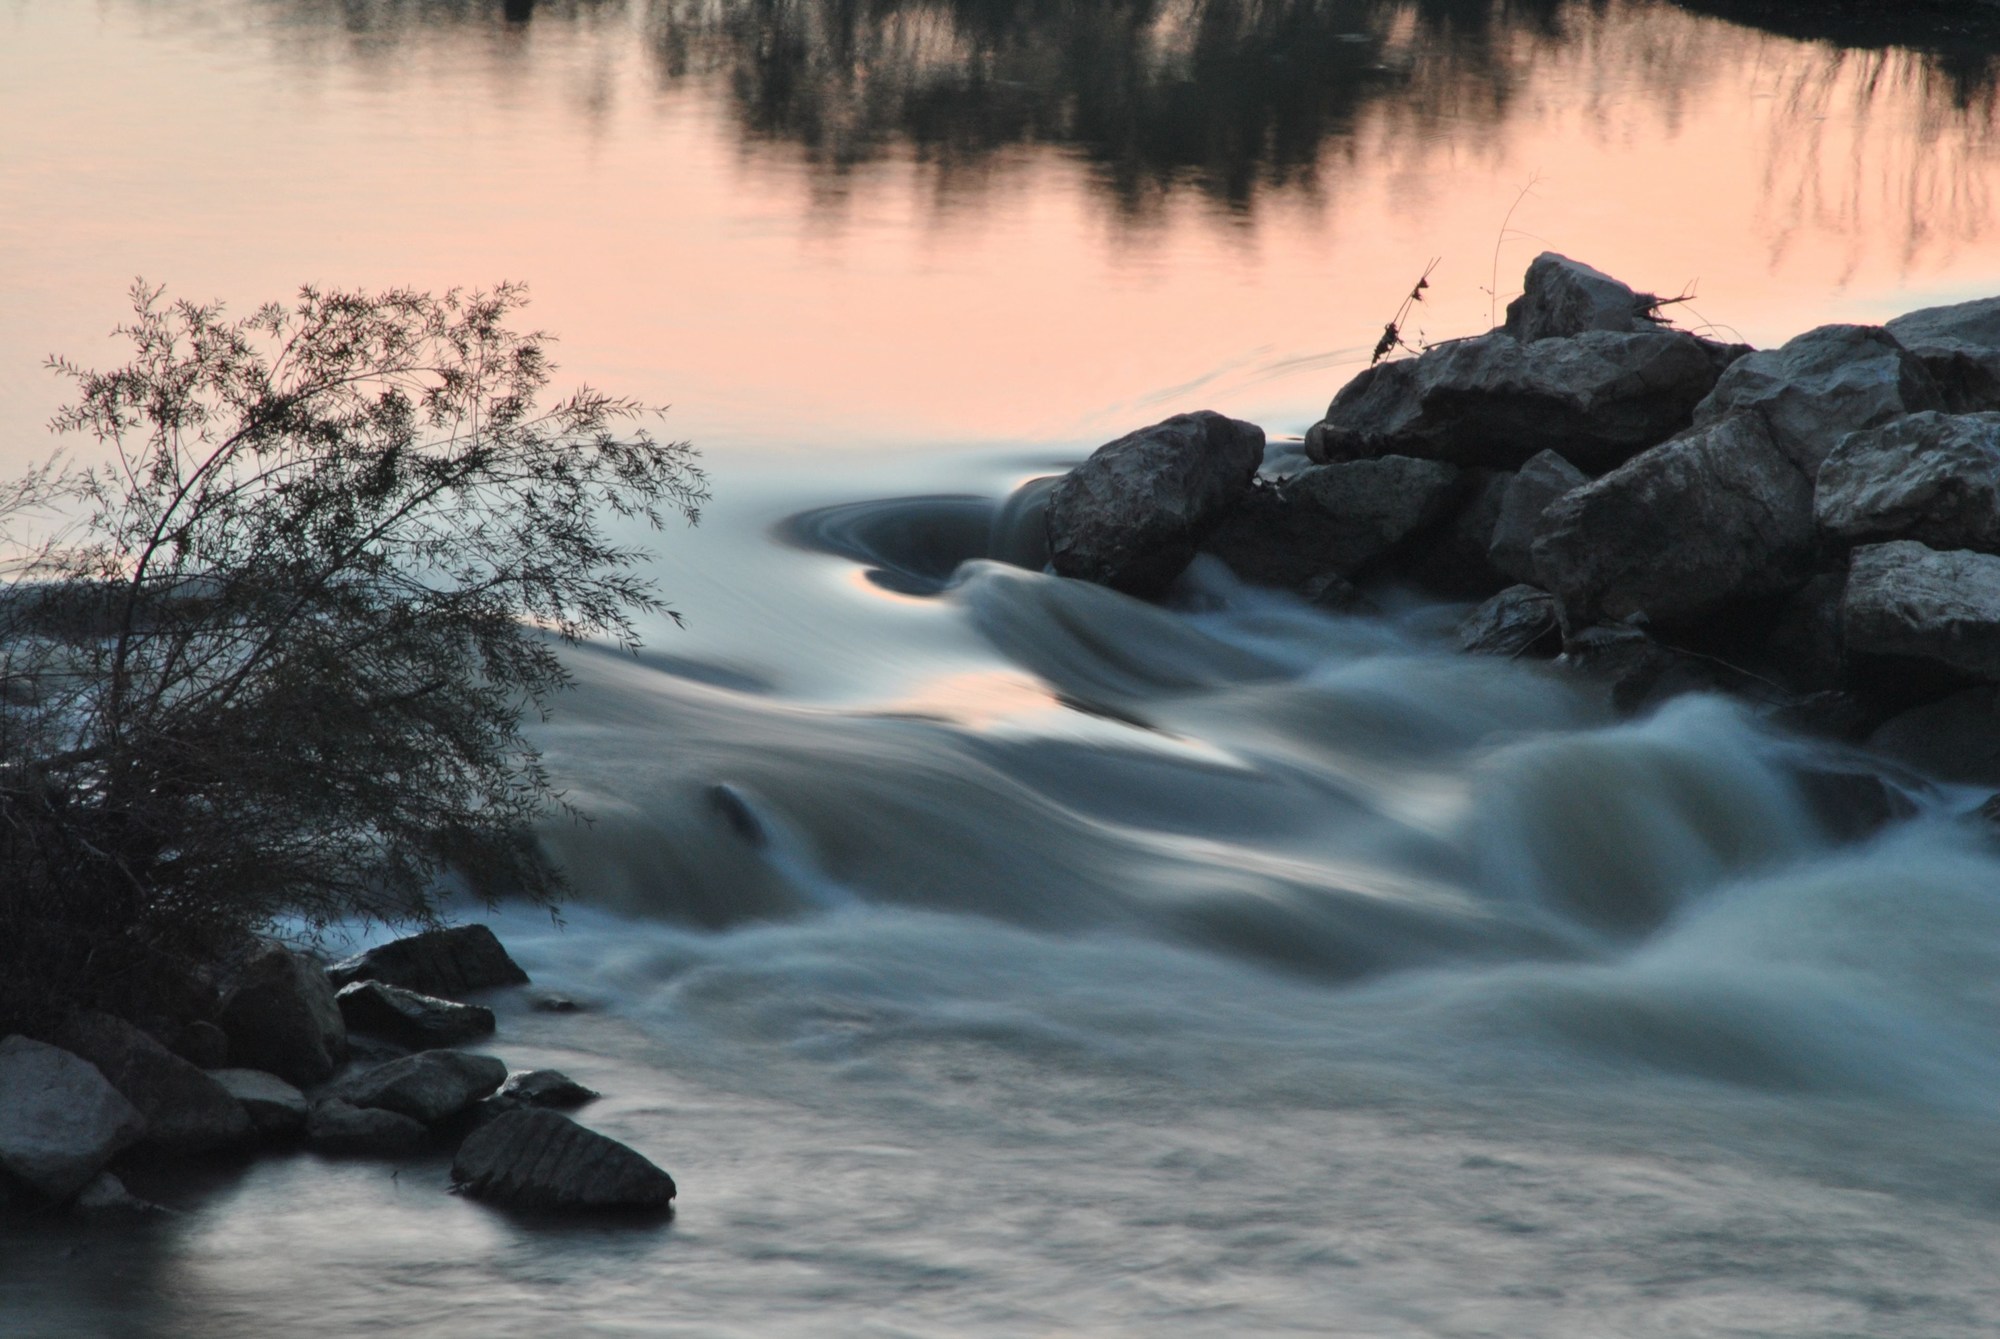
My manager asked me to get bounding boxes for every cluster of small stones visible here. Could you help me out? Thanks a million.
[0,924,674,1220]
[1045,253,2000,793]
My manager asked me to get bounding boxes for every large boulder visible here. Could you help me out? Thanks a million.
[1046,411,1265,595]
[1691,324,1945,472]
[1532,412,1814,629]
[326,924,530,998]
[207,1068,309,1138]
[1502,252,1663,342]
[1307,329,1739,473]
[217,942,346,1087]
[1488,449,1588,585]
[322,1050,508,1126]
[1886,296,2000,413]
[1282,456,1465,575]
[335,980,495,1049]
[451,1109,676,1213]
[0,1036,146,1201]
[55,1012,250,1155]
[1816,411,2000,552]
[1843,541,2000,683]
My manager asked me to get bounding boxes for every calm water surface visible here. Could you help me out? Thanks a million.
[7,2,2000,1335]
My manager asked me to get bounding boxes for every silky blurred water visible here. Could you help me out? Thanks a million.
[6,1,2000,1335]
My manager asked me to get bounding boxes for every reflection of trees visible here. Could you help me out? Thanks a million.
[1671,0,2000,111]
[642,0,1593,215]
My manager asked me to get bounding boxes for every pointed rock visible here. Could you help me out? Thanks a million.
[55,1012,250,1154]
[327,924,529,998]
[452,1109,675,1212]
[323,1050,508,1126]
[218,942,346,1087]
[0,1036,146,1201]
[336,980,495,1049]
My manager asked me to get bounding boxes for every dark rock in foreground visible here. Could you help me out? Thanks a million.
[1283,456,1464,575]
[55,1012,250,1155]
[218,942,346,1088]
[323,1050,508,1126]
[1816,411,2000,553]
[336,980,495,1049]
[0,1036,146,1201]
[1458,585,1560,658]
[1047,411,1265,595]
[1691,323,1944,470]
[499,1069,599,1109]
[452,1109,675,1213]
[1488,449,1587,586]
[1309,328,1737,473]
[1533,412,1813,629]
[327,924,530,998]
[1867,686,2000,787]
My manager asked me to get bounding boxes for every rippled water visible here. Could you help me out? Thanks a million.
[7,1,2000,1335]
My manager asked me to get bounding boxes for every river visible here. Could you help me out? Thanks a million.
[5,0,2000,1334]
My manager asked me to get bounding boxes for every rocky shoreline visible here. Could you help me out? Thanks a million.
[1046,253,2000,789]
[0,924,674,1221]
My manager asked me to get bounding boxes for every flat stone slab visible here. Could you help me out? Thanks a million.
[323,1050,508,1126]
[208,1068,309,1137]
[452,1109,676,1213]
[305,1099,427,1156]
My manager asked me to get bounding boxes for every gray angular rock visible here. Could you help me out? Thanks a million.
[1692,323,1945,471]
[1488,449,1588,585]
[451,1109,675,1212]
[1816,411,2000,551]
[323,1050,508,1126]
[1532,412,1815,629]
[305,1098,427,1156]
[1283,456,1464,575]
[1843,541,2000,682]
[218,941,346,1087]
[1198,482,1342,593]
[1458,585,1560,658]
[72,1171,170,1217]
[0,1036,146,1201]
[1557,623,1730,715]
[55,1012,250,1155]
[499,1069,599,1109]
[336,980,495,1049]
[207,1068,309,1137]
[326,924,530,997]
[1887,296,2000,413]
[1309,329,1736,473]
[1401,466,1512,598]
[1502,252,1662,342]
[1046,411,1265,595]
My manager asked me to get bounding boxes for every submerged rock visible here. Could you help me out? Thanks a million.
[1886,296,2000,413]
[452,1109,675,1213]
[1816,411,2000,552]
[305,1098,427,1156]
[336,980,496,1049]
[1843,541,2000,683]
[218,942,346,1088]
[1309,329,1735,473]
[1868,686,2000,787]
[327,924,529,998]
[1691,323,1944,471]
[1532,412,1814,629]
[1458,585,1561,658]
[0,1036,146,1201]
[1502,252,1664,342]
[323,1050,508,1127]
[55,1012,250,1155]
[1046,411,1265,595]
[72,1170,170,1217]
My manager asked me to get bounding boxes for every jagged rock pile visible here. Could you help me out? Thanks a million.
[1046,254,2000,764]
[0,924,674,1220]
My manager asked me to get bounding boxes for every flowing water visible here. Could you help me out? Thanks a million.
[8,1,2000,1335]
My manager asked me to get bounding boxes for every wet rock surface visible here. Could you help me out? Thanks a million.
[336,980,496,1049]
[452,1109,676,1213]
[1047,411,1265,595]
[1458,585,1561,658]
[322,1050,508,1126]
[327,924,530,998]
